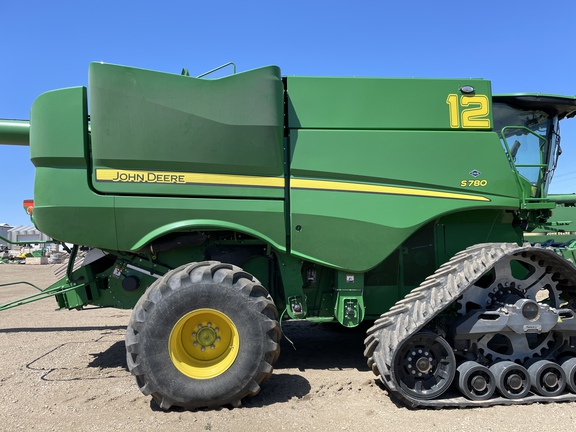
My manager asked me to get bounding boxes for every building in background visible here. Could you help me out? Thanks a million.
[0,225,50,249]
[0,223,13,249]
[1,224,60,264]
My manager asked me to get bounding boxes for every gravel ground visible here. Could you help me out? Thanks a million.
[1,263,576,431]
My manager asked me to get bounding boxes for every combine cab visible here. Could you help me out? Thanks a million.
[1,62,576,409]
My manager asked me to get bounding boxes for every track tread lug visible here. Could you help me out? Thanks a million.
[364,242,576,408]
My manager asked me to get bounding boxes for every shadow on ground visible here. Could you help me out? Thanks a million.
[15,318,373,409]
[276,321,371,372]
[88,340,127,369]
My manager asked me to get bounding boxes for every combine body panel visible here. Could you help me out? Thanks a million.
[2,62,576,410]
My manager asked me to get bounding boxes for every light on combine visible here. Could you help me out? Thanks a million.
[23,199,34,215]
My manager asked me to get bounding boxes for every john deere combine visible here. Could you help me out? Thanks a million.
[1,62,576,409]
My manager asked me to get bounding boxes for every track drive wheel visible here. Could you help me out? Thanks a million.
[125,261,281,410]
[391,331,456,400]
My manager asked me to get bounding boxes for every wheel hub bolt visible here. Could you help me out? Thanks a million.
[507,373,523,390]
[543,371,558,388]
[471,376,487,392]
[197,327,217,346]
[416,357,431,373]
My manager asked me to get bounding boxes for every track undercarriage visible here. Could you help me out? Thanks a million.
[365,243,576,407]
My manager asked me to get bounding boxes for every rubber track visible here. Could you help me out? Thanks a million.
[364,242,576,408]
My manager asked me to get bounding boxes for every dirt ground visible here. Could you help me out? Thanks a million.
[1,264,576,432]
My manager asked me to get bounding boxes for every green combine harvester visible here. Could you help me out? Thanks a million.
[1,62,576,409]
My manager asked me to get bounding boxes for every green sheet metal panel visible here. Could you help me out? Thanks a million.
[89,63,285,199]
[288,129,520,272]
[114,196,287,253]
[289,129,519,197]
[30,87,88,168]
[30,87,118,249]
[437,210,522,260]
[29,85,287,252]
[286,76,493,130]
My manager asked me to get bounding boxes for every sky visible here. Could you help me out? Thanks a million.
[1,0,576,227]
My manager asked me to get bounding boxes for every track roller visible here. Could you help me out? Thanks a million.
[490,361,531,399]
[526,360,566,397]
[457,361,496,401]
[559,357,576,393]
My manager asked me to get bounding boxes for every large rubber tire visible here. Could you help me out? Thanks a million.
[125,261,281,410]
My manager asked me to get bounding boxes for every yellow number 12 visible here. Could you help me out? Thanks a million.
[446,94,491,129]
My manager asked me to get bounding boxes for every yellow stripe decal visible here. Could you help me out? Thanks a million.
[95,169,284,188]
[95,169,489,202]
[291,179,490,202]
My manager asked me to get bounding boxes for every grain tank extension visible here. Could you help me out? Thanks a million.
[2,62,576,409]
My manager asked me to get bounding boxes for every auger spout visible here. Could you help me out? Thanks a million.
[548,194,576,204]
[0,119,30,146]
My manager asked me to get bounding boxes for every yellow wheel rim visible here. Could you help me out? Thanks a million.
[169,308,239,379]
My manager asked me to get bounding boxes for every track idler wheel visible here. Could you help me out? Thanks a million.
[457,361,496,401]
[392,331,456,400]
[490,361,531,399]
[560,357,576,393]
[525,360,566,397]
